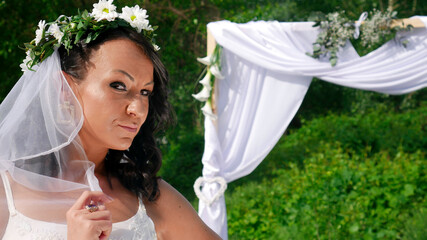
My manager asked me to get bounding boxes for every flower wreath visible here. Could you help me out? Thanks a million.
[21,0,159,72]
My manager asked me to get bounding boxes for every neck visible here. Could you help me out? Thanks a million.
[83,144,109,175]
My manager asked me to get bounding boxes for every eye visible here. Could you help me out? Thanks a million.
[110,81,127,91]
[141,89,152,97]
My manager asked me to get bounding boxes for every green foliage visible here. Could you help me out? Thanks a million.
[294,0,427,19]
[287,106,426,157]
[1,0,426,207]
[217,0,299,23]
[403,208,427,240]
[159,130,204,200]
[293,79,426,123]
[236,104,427,187]
[226,107,427,239]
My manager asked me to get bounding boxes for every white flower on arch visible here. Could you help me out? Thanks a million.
[92,0,118,22]
[201,101,217,120]
[192,86,211,102]
[199,71,212,89]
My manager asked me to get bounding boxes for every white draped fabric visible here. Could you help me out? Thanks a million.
[197,17,427,239]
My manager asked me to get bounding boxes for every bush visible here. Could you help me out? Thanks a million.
[226,107,427,239]
[159,130,204,200]
[403,208,427,240]
[227,144,426,239]
[232,105,426,187]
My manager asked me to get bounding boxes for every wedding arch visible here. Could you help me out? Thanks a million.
[193,17,427,239]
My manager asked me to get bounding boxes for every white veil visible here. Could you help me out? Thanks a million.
[0,50,101,225]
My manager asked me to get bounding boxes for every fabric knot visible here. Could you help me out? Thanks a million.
[194,176,227,206]
[354,12,368,39]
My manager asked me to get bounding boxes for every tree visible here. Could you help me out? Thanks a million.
[0,0,425,200]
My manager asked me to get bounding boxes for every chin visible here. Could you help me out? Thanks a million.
[111,140,133,151]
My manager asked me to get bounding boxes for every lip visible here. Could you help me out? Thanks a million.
[118,124,138,133]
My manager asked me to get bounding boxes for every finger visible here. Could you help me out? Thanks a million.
[85,202,107,215]
[86,210,112,221]
[97,204,107,211]
[71,191,102,210]
[73,207,111,219]
[70,191,113,210]
[94,220,113,239]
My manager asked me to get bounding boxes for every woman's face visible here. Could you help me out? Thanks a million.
[70,39,154,151]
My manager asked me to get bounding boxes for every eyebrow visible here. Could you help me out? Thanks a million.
[114,69,134,81]
[113,69,154,86]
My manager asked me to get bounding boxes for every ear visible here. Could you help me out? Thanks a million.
[61,71,82,102]
[62,71,76,86]
[62,71,81,94]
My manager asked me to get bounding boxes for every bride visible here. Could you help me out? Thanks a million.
[0,1,220,239]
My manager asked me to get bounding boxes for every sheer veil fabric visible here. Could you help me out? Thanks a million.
[0,50,102,225]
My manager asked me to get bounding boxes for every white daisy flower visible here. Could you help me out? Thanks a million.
[34,20,46,46]
[92,0,118,22]
[47,23,64,42]
[119,6,152,33]
[20,51,32,72]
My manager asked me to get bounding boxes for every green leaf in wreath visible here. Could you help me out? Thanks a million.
[92,31,101,41]
[85,32,92,43]
[75,30,84,44]
[77,21,85,30]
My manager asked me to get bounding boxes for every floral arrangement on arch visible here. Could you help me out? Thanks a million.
[21,0,159,72]
[192,45,223,120]
[307,9,413,66]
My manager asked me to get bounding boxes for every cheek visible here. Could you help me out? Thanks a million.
[85,105,113,126]
[80,91,118,126]
[141,100,150,121]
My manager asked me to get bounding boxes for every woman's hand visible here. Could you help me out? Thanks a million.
[66,191,113,240]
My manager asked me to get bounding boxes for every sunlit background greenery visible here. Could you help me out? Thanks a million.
[1,0,426,239]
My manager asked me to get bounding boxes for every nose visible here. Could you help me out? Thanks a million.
[126,98,146,118]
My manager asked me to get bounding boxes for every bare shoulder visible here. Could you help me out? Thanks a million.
[144,179,222,240]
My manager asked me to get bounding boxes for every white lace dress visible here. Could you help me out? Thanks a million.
[1,172,157,240]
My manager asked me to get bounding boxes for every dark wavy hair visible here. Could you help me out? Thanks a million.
[58,27,173,201]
